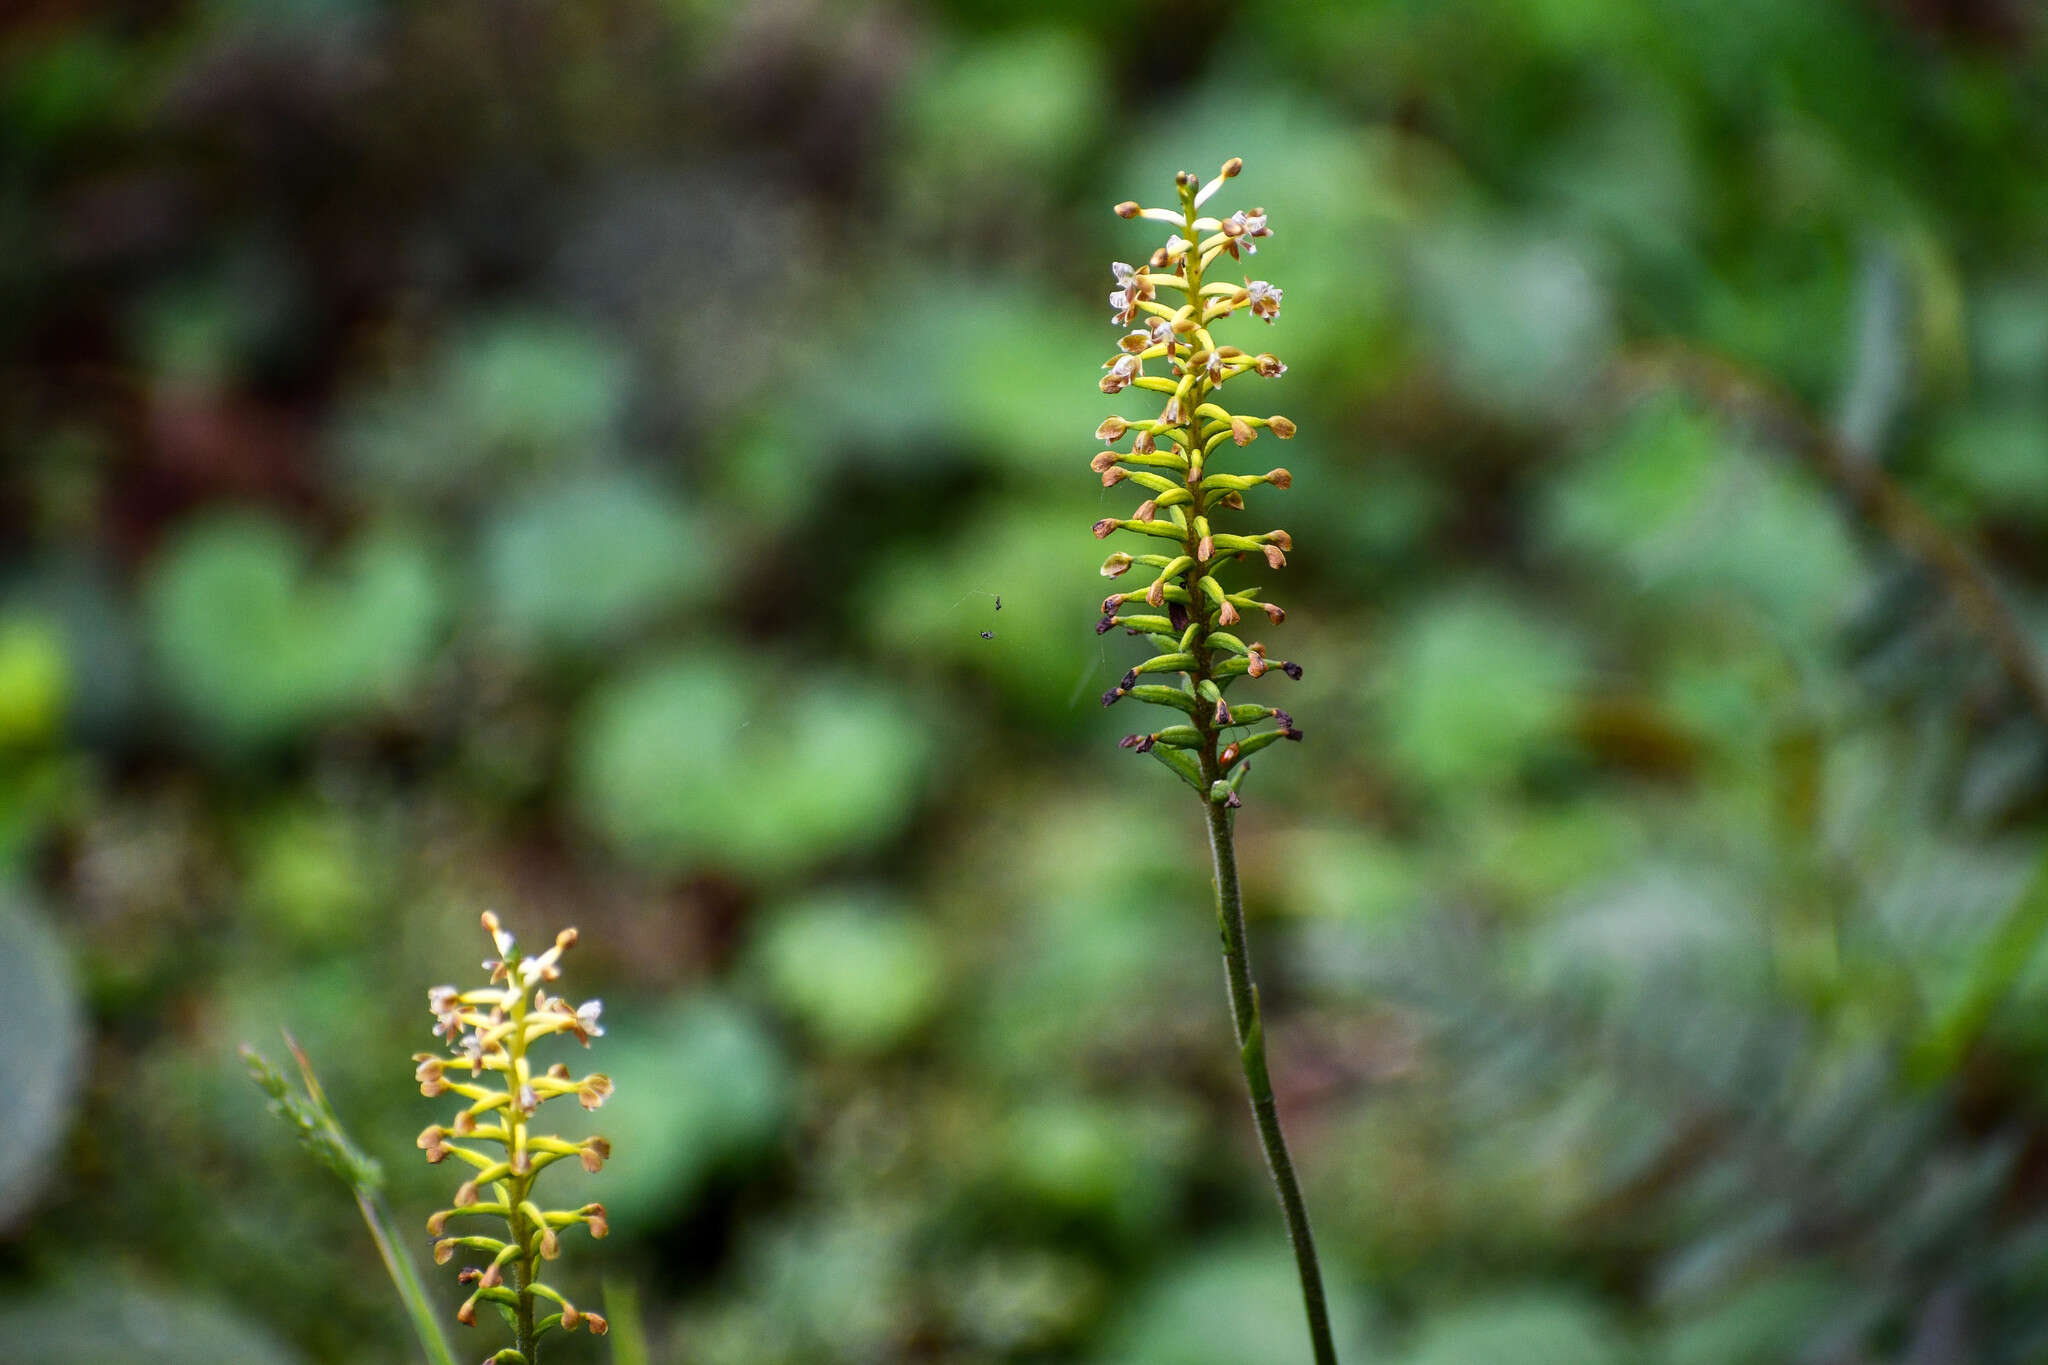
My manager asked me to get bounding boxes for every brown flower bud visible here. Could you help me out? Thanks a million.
[1115,201,1141,218]
[1281,660,1303,680]
[1230,417,1255,446]
[434,1238,457,1264]
[1091,450,1118,473]
[1144,579,1166,607]
[1267,468,1291,488]
[583,1314,610,1336]
[455,1180,480,1207]
[1218,600,1239,626]
[1262,602,1286,624]
[1093,518,1118,540]
[1196,535,1215,562]
[583,1204,609,1238]
[1222,156,1243,178]
[1267,529,1293,551]
[1100,553,1134,578]
[1264,544,1287,569]
[1134,499,1157,521]
[1102,467,1129,487]
[1268,414,1296,438]
[1096,416,1128,442]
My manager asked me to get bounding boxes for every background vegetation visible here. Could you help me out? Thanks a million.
[5,1,2048,1361]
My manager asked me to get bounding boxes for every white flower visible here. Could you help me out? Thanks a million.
[1109,289,1139,326]
[1246,279,1281,323]
[1225,210,1272,257]
[1100,352,1144,394]
[1147,317,1176,349]
[575,999,605,1040]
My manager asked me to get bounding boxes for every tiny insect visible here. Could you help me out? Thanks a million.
[994,596,1002,611]
[980,631,994,640]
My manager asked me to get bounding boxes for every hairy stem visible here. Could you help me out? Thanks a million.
[1200,787,1339,1364]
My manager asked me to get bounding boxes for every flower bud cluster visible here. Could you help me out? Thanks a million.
[1094,159,1304,806]
[415,911,612,1358]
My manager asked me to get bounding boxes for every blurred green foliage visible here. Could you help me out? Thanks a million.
[7,1,2048,1362]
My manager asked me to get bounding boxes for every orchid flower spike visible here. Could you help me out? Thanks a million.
[1091,158,1305,803]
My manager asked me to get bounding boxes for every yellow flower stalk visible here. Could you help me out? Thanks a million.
[415,911,613,1364]
[1093,159,1337,1364]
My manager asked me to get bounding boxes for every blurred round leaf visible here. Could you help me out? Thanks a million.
[1095,1241,1371,1365]
[868,502,1107,723]
[1384,591,1587,790]
[1546,402,1864,637]
[590,995,790,1232]
[145,513,444,745]
[1655,1270,1844,1365]
[995,1097,1194,1241]
[1411,223,1613,420]
[0,892,83,1230]
[240,806,374,946]
[573,654,931,876]
[0,1283,303,1364]
[1930,406,2048,517]
[749,891,944,1054]
[1396,1291,1627,1365]
[0,613,67,746]
[481,471,715,650]
[336,314,628,495]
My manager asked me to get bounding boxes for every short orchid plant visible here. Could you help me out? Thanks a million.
[248,911,614,1365]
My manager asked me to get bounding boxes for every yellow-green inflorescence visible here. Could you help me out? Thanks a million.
[415,911,613,1363]
[1095,157,1304,806]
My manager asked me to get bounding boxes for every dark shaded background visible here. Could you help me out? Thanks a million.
[7,1,2048,1361]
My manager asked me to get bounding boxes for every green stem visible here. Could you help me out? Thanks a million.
[1201,785,1339,1365]
[357,1188,461,1365]
[506,993,540,1364]
[512,1229,538,1364]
